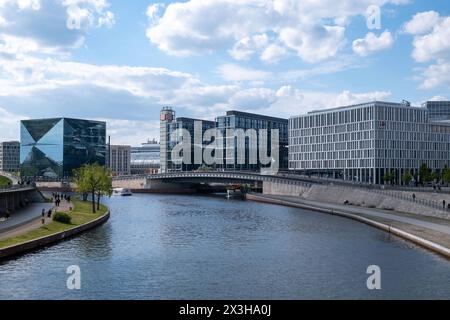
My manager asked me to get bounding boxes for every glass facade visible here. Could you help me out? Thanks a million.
[423,101,450,122]
[20,118,106,178]
[216,111,289,171]
[166,117,216,172]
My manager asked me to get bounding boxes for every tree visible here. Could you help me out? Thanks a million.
[443,165,450,185]
[383,170,393,185]
[95,168,113,210]
[402,171,413,186]
[74,164,112,213]
[419,163,432,185]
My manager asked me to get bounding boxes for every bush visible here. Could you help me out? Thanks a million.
[53,212,72,224]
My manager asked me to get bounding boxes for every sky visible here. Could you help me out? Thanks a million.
[0,0,449,145]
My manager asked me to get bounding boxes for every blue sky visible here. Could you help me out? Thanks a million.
[0,0,449,145]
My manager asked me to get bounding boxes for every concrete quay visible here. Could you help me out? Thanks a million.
[247,193,450,259]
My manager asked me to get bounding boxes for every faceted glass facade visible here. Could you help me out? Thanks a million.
[21,118,106,178]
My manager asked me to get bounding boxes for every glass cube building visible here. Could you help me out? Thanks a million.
[20,118,106,178]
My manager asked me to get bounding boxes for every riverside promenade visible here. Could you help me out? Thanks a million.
[0,202,53,236]
[247,193,450,258]
[0,200,72,241]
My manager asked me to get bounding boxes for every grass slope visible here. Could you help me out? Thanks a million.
[0,176,11,188]
[0,200,108,249]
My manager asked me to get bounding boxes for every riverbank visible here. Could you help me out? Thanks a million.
[246,193,450,259]
[0,200,110,260]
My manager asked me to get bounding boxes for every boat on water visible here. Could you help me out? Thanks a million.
[112,188,133,196]
[226,188,245,199]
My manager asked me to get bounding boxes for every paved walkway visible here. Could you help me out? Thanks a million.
[0,199,73,241]
[253,194,450,251]
[267,194,450,236]
[0,202,53,233]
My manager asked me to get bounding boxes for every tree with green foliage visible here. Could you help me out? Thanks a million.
[402,171,413,186]
[431,170,441,183]
[419,163,432,184]
[95,168,113,210]
[383,170,393,185]
[74,164,112,213]
[443,165,450,185]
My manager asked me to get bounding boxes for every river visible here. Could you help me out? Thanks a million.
[1,194,449,299]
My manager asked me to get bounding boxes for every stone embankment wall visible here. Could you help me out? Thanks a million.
[263,181,450,219]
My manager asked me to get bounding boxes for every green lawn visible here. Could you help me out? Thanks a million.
[0,200,108,249]
[0,175,11,188]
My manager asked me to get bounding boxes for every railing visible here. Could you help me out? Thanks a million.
[0,185,36,193]
[113,171,315,187]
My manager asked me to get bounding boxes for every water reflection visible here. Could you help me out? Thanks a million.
[0,193,449,300]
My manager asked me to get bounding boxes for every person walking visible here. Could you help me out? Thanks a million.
[41,208,45,218]
[412,193,416,201]
[47,209,52,218]
[443,200,446,210]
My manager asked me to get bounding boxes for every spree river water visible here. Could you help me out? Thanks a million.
[1,194,450,299]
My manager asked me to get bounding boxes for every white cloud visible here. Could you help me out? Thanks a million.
[0,106,28,142]
[403,11,440,35]
[260,86,392,118]
[411,17,450,63]
[229,34,269,61]
[217,63,271,82]
[404,12,450,89]
[279,25,346,63]
[100,119,160,146]
[0,0,115,55]
[145,0,406,63]
[260,43,287,64]
[352,30,394,56]
[229,88,276,109]
[419,61,450,90]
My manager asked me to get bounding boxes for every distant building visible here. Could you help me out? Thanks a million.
[216,111,289,171]
[20,118,106,178]
[422,100,450,122]
[289,101,450,184]
[109,145,131,176]
[0,141,20,173]
[131,139,160,175]
[160,107,215,172]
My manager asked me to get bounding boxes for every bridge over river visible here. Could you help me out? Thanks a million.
[112,171,318,193]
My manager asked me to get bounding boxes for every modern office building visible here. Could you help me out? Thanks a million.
[20,118,106,178]
[109,145,131,176]
[131,139,160,175]
[216,111,289,171]
[160,107,216,172]
[0,141,20,173]
[422,100,450,122]
[289,101,450,184]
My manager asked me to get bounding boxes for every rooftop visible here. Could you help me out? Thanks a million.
[221,110,288,122]
[292,100,423,118]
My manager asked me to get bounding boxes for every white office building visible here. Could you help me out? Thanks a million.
[108,145,131,176]
[289,101,450,184]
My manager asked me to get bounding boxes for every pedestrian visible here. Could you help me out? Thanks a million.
[47,209,52,218]
[42,218,45,225]
[412,193,416,201]
[41,208,45,218]
[443,200,446,209]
